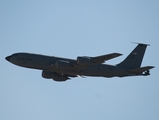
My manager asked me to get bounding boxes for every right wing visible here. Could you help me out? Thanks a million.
[70,53,122,70]
[90,53,122,63]
[48,53,122,74]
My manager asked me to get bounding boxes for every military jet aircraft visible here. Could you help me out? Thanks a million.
[5,43,154,81]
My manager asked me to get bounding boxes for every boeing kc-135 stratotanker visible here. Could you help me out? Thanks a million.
[6,43,154,81]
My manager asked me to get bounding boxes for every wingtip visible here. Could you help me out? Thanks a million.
[144,66,155,69]
[115,53,123,56]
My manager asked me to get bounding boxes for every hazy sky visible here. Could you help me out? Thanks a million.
[1,0,159,120]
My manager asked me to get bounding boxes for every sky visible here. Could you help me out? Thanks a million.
[0,0,159,120]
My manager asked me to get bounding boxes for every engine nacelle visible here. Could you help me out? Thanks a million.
[42,71,69,81]
[77,57,92,65]
[55,60,70,69]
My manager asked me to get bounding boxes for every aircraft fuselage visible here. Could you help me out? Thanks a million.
[6,53,127,77]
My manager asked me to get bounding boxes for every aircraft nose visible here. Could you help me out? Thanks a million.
[5,56,11,61]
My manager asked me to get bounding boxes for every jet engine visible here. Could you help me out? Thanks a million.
[77,57,92,65]
[42,71,69,81]
[55,60,70,69]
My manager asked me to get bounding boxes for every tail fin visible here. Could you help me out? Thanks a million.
[117,43,149,69]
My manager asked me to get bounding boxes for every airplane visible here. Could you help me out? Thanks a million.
[5,43,154,82]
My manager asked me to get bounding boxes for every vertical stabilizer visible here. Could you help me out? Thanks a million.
[117,43,149,69]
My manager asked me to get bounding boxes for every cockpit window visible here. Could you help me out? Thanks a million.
[12,54,18,57]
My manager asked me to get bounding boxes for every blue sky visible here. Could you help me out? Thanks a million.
[0,0,159,120]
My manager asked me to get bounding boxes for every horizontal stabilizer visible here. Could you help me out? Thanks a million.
[129,66,154,74]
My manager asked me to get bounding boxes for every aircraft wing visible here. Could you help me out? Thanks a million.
[90,53,122,63]
[70,53,122,70]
